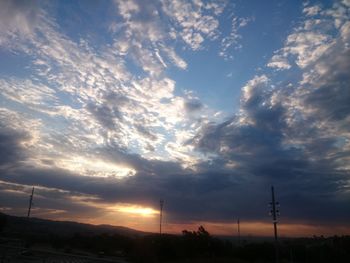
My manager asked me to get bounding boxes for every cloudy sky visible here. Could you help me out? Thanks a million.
[0,0,349,236]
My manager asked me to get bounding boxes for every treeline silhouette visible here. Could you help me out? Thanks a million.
[1,214,350,263]
[52,232,350,263]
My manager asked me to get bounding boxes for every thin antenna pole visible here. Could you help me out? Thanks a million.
[159,199,164,235]
[270,186,279,263]
[27,187,35,218]
[237,218,241,244]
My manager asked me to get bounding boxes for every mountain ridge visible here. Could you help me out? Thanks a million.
[0,212,149,238]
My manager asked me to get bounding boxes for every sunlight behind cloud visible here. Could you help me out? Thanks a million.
[0,0,349,237]
[111,204,159,217]
[57,156,136,178]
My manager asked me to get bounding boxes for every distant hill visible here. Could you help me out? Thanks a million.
[0,212,149,238]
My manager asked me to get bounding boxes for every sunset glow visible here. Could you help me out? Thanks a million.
[111,204,159,217]
[56,156,136,178]
[0,0,349,237]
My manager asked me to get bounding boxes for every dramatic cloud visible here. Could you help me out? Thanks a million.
[0,126,27,166]
[0,0,349,235]
[192,1,350,225]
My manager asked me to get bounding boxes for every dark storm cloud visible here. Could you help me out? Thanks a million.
[0,162,257,222]
[2,158,348,225]
[0,121,254,222]
[0,141,185,207]
[0,181,108,218]
[0,134,348,225]
[0,1,349,229]
[2,52,349,224]
[0,125,28,166]
[192,80,290,170]
[189,32,350,224]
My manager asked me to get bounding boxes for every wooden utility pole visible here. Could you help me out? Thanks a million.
[270,186,280,263]
[159,199,164,235]
[237,218,241,244]
[27,187,35,218]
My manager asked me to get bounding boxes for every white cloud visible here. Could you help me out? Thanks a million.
[267,55,291,70]
[264,3,350,173]
[0,78,57,109]
[161,0,225,50]
[340,21,350,43]
[114,0,140,20]
[219,16,252,60]
[241,75,269,103]
[284,31,334,68]
[0,0,236,176]
[267,1,350,70]
[0,0,41,43]
[303,5,321,16]
[110,0,190,74]
[162,45,188,69]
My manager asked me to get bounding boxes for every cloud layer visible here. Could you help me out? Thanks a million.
[0,0,349,234]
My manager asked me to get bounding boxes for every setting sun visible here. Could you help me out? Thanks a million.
[110,204,159,217]
[0,0,349,250]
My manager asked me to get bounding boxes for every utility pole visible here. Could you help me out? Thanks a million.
[270,186,280,263]
[159,199,164,235]
[237,218,241,244]
[27,187,35,218]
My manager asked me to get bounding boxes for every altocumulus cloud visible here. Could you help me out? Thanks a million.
[192,2,350,224]
[0,0,349,231]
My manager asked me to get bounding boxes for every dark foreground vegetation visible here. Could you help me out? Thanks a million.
[1,213,350,263]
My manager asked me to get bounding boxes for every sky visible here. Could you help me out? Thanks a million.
[0,0,349,237]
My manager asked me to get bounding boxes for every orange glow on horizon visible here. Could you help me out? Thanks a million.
[162,221,350,237]
[16,193,348,238]
[110,204,159,217]
[40,211,350,238]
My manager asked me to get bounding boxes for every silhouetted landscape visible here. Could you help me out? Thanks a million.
[1,0,350,262]
[1,213,350,263]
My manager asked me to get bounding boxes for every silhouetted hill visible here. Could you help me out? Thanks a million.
[1,213,350,263]
[0,212,148,238]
